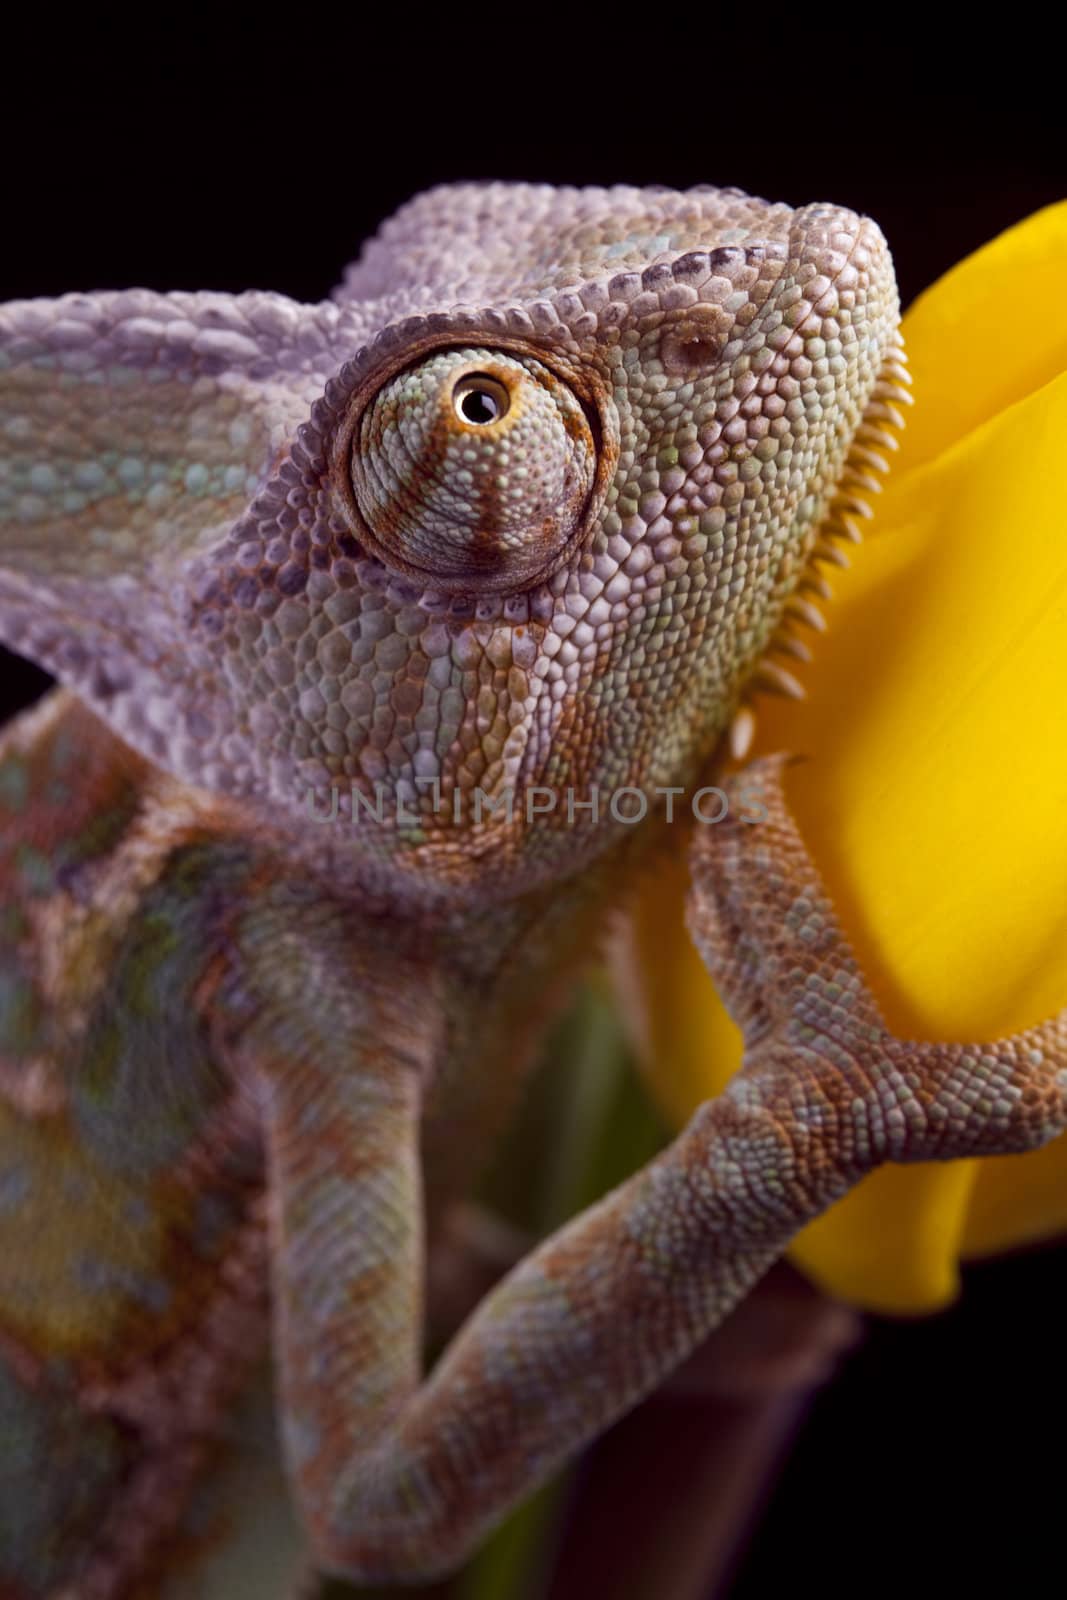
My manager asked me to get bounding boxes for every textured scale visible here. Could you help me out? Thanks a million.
[1,182,1065,1597]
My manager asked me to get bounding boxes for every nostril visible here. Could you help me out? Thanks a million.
[659,305,733,377]
[662,334,720,374]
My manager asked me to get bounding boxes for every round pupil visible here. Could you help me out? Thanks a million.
[461,388,498,424]
[453,374,509,426]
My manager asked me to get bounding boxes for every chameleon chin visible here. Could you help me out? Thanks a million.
[1,182,1065,1595]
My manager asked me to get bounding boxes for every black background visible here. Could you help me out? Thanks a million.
[3,23,1065,1598]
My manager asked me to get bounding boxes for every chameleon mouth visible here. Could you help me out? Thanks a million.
[726,331,913,762]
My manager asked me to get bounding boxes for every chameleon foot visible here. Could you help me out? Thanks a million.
[687,754,1067,1168]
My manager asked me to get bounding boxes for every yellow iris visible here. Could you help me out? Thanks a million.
[629,201,1067,1313]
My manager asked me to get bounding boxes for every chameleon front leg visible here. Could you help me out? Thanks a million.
[234,787,1067,1586]
[248,994,840,1584]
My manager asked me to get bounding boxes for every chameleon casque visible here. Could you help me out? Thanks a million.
[2,181,1067,1597]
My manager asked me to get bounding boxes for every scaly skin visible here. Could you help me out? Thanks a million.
[0,182,1064,1595]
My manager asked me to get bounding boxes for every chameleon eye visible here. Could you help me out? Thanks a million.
[349,347,597,592]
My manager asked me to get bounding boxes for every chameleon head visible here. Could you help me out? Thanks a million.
[0,184,899,903]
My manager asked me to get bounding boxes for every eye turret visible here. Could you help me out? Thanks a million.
[349,347,597,592]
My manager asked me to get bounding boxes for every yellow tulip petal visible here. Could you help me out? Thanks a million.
[789,1161,978,1315]
[962,1135,1067,1260]
[627,845,742,1127]
[895,200,1067,471]
[759,371,1067,1040]
[629,204,1067,1313]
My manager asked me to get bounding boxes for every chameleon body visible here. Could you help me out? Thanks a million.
[2,183,1066,1596]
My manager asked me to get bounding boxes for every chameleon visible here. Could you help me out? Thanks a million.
[2,180,1066,1598]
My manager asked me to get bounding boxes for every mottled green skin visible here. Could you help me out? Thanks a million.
[0,697,268,1595]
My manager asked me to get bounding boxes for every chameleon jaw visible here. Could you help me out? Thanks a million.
[729,332,913,762]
